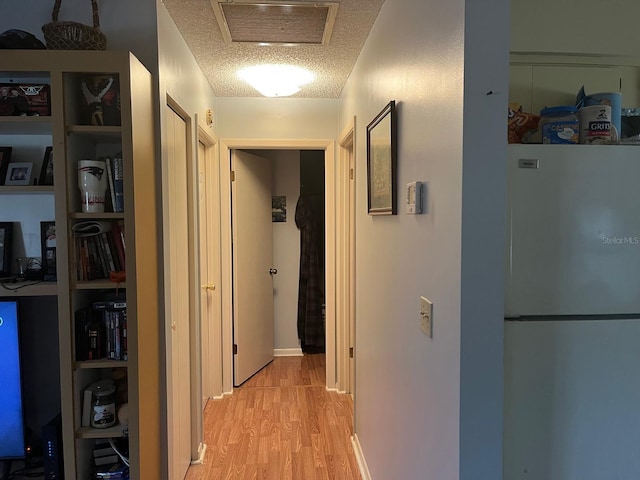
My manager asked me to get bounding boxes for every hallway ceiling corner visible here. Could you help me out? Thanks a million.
[162,0,386,98]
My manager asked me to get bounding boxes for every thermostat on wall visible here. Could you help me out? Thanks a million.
[406,181,423,214]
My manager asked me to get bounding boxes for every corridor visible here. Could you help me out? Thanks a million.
[185,354,361,479]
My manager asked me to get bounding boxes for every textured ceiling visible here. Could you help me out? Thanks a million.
[162,0,386,98]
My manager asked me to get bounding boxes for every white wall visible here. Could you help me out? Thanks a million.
[1,0,158,73]
[157,3,217,130]
[265,150,301,351]
[460,0,509,477]
[340,0,507,478]
[216,98,340,139]
[511,0,640,56]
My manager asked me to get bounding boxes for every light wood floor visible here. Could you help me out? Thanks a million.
[185,354,361,480]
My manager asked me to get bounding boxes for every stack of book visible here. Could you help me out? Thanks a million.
[92,437,129,479]
[75,300,127,362]
[73,220,126,281]
[93,439,120,467]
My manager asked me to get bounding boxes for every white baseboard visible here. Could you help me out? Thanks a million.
[190,442,207,465]
[213,391,233,400]
[351,434,372,480]
[274,348,303,357]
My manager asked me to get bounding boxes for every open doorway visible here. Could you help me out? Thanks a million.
[219,139,340,393]
[230,149,326,386]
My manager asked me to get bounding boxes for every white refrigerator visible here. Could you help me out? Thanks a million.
[504,144,640,480]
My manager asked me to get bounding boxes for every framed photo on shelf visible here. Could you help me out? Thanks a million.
[0,147,12,186]
[0,222,13,277]
[40,221,56,280]
[0,83,51,116]
[5,162,33,186]
[366,100,397,215]
[39,147,54,186]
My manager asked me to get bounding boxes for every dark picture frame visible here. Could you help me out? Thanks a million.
[5,162,32,186]
[366,100,397,215]
[40,221,56,280]
[39,147,54,186]
[0,222,14,276]
[0,147,12,186]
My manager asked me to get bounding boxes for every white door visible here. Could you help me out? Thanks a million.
[164,105,191,480]
[198,137,222,403]
[198,139,212,407]
[232,149,274,386]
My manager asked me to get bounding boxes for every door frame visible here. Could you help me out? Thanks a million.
[337,118,356,395]
[219,139,337,392]
[196,122,222,403]
[162,96,200,478]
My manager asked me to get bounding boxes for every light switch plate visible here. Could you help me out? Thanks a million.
[420,296,433,338]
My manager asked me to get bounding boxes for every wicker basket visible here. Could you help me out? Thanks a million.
[42,0,107,50]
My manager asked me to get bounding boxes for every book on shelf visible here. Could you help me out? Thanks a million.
[94,461,128,479]
[105,156,117,213]
[93,300,127,361]
[93,440,119,466]
[74,300,127,363]
[111,153,124,213]
[72,221,126,282]
[75,306,103,361]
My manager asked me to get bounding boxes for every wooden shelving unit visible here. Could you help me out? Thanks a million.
[0,50,161,480]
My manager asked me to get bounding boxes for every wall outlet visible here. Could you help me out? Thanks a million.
[420,296,433,338]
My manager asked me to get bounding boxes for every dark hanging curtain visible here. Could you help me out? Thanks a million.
[295,194,325,353]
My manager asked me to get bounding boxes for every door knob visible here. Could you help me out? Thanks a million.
[201,283,216,291]
[269,268,278,275]
[171,322,177,331]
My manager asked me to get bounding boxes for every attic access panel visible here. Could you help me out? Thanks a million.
[211,1,339,45]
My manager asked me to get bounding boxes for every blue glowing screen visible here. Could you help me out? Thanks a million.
[0,301,25,458]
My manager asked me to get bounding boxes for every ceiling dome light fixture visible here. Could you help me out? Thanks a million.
[238,64,315,97]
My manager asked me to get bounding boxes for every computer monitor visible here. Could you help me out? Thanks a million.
[0,300,26,460]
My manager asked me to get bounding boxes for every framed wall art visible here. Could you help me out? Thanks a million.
[39,147,54,186]
[40,221,56,280]
[4,162,32,186]
[0,147,12,186]
[0,83,51,116]
[366,100,397,215]
[0,222,14,277]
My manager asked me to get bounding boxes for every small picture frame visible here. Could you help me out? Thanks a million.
[366,100,397,215]
[0,147,12,186]
[39,147,54,186]
[0,222,13,276]
[40,221,56,280]
[5,162,33,186]
[272,196,286,222]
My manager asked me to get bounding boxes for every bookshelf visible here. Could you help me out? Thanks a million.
[0,51,161,480]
